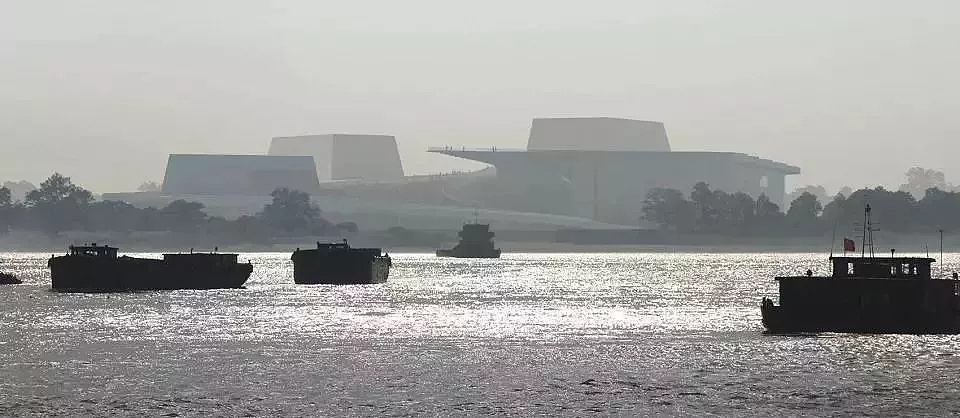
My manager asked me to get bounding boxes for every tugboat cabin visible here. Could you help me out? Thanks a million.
[459,224,495,240]
[68,244,118,258]
[829,256,934,279]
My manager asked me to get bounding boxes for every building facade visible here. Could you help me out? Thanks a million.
[268,134,404,181]
[430,118,800,223]
[160,154,321,196]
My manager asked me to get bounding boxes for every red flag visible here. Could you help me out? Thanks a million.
[843,238,856,252]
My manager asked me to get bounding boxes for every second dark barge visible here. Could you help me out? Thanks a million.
[292,240,391,285]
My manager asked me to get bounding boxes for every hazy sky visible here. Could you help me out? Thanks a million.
[2,0,959,194]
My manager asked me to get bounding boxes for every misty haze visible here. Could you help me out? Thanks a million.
[3,1,960,416]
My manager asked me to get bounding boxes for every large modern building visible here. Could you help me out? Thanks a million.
[430,117,800,222]
[268,134,404,181]
[107,120,799,230]
[160,154,321,196]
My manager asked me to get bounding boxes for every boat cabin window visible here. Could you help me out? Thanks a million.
[831,257,933,279]
[69,245,118,258]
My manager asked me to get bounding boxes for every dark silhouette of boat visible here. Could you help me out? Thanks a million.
[436,222,501,258]
[291,240,391,285]
[0,266,20,285]
[48,244,253,292]
[761,205,960,334]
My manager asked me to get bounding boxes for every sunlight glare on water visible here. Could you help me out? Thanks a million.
[2,252,960,415]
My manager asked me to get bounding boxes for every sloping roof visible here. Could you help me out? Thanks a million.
[527,118,671,151]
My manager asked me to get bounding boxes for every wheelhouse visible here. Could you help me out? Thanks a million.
[829,256,935,279]
[68,244,118,258]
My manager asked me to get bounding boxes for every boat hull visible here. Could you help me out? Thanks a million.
[292,251,390,285]
[761,298,960,334]
[0,273,21,285]
[49,255,252,292]
[435,248,501,258]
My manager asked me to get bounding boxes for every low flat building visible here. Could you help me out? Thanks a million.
[160,154,321,196]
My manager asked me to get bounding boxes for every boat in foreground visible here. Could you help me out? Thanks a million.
[49,244,252,292]
[0,271,20,285]
[436,223,501,258]
[761,205,960,334]
[291,240,391,285]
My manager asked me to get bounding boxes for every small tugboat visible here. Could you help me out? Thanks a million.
[761,205,960,334]
[0,262,21,285]
[48,244,253,292]
[436,214,501,258]
[291,240,391,285]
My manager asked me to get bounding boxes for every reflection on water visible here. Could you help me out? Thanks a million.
[2,252,960,415]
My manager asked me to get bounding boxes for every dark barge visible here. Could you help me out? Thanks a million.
[0,272,20,285]
[761,205,960,334]
[48,244,253,292]
[291,240,391,285]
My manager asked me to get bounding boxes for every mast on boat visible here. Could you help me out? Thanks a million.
[857,204,877,258]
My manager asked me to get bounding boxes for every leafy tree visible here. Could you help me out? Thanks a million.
[746,193,784,235]
[87,200,145,233]
[916,187,960,231]
[786,185,829,207]
[755,194,781,218]
[135,207,166,231]
[0,187,10,208]
[726,192,757,234]
[25,173,93,207]
[641,188,695,231]
[2,180,36,202]
[844,187,916,233]
[821,193,847,223]
[160,200,208,232]
[786,192,823,233]
[259,188,327,234]
[205,215,271,244]
[0,186,13,235]
[690,182,718,230]
[137,181,161,192]
[24,173,94,234]
[900,167,947,199]
[336,221,359,234]
[386,226,411,240]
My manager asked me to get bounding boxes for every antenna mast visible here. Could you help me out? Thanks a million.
[859,204,876,258]
[829,217,839,258]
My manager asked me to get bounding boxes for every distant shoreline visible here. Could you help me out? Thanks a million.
[4,241,955,255]
[2,229,956,254]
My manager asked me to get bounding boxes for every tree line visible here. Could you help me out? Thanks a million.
[642,180,960,236]
[0,173,348,243]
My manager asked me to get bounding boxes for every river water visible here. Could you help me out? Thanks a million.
[2,252,960,417]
